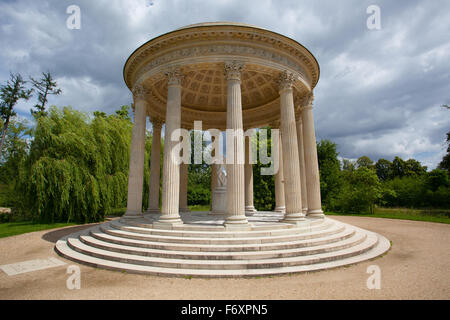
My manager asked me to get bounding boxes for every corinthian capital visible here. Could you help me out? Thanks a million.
[277,71,296,91]
[164,66,184,86]
[151,117,164,130]
[300,92,314,110]
[224,61,245,81]
[132,84,151,101]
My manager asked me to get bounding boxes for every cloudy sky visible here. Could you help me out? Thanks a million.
[1,0,449,169]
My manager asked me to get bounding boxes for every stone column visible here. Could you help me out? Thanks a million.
[146,118,163,213]
[179,163,190,212]
[224,61,248,228]
[244,135,256,215]
[277,71,305,223]
[295,109,308,214]
[274,130,286,213]
[210,163,218,211]
[158,67,183,225]
[302,94,324,218]
[124,84,149,218]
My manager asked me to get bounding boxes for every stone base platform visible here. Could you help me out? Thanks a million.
[55,211,390,278]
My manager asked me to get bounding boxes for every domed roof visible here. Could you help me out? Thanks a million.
[123,22,320,129]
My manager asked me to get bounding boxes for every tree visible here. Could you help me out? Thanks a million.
[391,156,406,178]
[375,158,392,181]
[93,111,107,118]
[426,169,449,192]
[317,140,342,209]
[115,105,131,121]
[0,117,30,175]
[404,158,427,176]
[342,159,356,172]
[438,131,450,171]
[356,156,374,169]
[18,106,133,223]
[29,72,61,118]
[253,127,275,211]
[0,73,32,157]
[438,106,449,171]
[334,167,383,214]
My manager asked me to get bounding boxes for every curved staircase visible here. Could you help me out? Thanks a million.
[55,211,390,277]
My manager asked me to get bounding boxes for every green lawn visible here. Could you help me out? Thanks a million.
[326,207,450,224]
[0,221,77,239]
[188,204,211,212]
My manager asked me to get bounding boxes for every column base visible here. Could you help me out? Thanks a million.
[154,215,183,228]
[145,208,160,214]
[274,206,286,213]
[302,207,308,215]
[280,212,306,225]
[209,211,226,215]
[123,210,142,219]
[245,206,257,216]
[224,215,249,230]
[307,209,325,219]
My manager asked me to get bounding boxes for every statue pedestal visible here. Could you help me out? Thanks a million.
[210,186,227,215]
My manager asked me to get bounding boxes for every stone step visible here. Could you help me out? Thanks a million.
[109,219,334,239]
[54,216,391,277]
[124,214,325,231]
[55,231,387,277]
[100,223,346,245]
[79,228,358,260]
[89,226,354,252]
[65,231,373,270]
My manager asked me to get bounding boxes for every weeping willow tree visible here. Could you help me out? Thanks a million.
[18,106,140,223]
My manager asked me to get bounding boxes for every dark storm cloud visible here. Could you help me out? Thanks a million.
[0,0,449,168]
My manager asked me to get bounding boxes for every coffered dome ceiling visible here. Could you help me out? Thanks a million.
[124,22,320,129]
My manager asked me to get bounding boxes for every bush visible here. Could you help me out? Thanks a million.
[187,185,211,205]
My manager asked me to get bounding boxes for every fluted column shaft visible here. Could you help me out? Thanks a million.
[278,72,304,223]
[224,61,248,227]
[147,119,162,213]
[274,132,286,213]
[302,98,324,218]
[210,163,218,210]
[179,163,189,212]
[244,136,256,214]
[159,69,183,225]
[296,114,308,214]
[124,86,148,217]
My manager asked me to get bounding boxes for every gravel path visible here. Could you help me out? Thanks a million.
[0,216,449,300]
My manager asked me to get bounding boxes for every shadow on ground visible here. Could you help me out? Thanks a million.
[41,223,100,243]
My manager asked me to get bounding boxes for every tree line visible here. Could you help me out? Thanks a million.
[317,139,450,214]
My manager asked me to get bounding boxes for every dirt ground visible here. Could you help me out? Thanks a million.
[0,216,449,300]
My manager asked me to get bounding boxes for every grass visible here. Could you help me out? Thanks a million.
[326,207,450,224]
[0,221,77,239]
[0,207,127,239]
[188,204,211,212]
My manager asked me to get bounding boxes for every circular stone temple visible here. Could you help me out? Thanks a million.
[55,22,390,277]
